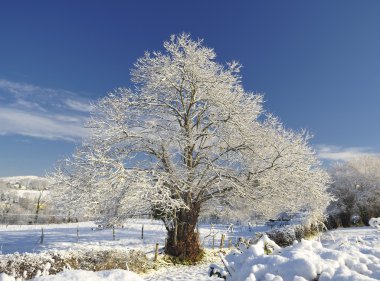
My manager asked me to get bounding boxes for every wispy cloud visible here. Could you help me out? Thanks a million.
[0,108,88,141]
[0,79,40,96]
[65,99,93,112]
[316,145,379,161]
[0,79,93,141]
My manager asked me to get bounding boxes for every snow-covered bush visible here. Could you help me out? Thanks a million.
[0,252,54,280]
[328,156,380,226]
[0,249,149,280]
[233,221,322,248]
[210,234,380,281]
[266,227,298,247]
[369,217,380,228]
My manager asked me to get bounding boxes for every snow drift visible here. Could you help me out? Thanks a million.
[369,218,380,228]
[210,234,380,281]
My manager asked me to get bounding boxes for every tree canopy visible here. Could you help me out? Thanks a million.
[50,34,330,260]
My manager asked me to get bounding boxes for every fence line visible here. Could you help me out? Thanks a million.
[0,213,78,217]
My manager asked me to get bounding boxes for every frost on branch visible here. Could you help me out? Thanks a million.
[49,33,330,260]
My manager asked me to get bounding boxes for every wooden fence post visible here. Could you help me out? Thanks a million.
[212,235,215,250]
[154,243,159,261]
[220,234,225,250]
[112,226,115,241]
[141,225,144,240]
[40,228,44,244]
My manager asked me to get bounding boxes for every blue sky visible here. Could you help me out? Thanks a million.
[1,1,380,176]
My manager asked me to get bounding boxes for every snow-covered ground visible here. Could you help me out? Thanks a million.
[0,220,261,255]
[0,220,166,254]
[211,226,380,281]
[0,270,144,281]
[0,220,379,280]
[144,263,217,281]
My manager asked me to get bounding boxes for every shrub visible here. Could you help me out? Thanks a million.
[266,223,323,247]
[0,249,149,280]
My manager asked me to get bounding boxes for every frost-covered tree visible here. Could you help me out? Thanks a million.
[329,155,380,226]
[50,34,330,261]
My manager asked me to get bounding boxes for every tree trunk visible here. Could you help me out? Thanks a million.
[339,212,351,227]
[34,191,43,224]
[165,207,202,262]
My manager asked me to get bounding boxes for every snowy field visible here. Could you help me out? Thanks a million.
[0,219,266,255]
[0,220,379,280]
[0,220,167,255]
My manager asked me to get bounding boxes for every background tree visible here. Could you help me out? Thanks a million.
[328,155,380,226]
[50,34,330,261]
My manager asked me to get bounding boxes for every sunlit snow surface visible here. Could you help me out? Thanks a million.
[0,221,380,280]
[217,227,380,281]
[0,220,167,254]
[0,220,263,254]
[0,270,143,281]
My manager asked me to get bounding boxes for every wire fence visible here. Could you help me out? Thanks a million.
[0,213,266,255]
[0,213,77,225]
[0,214,312,266]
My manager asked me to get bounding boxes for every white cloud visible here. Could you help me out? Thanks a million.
[0,79,94,141]
[14,99,46,111]
[316,145,378,162]
[0,79,92,112]
[65,99,93,112]
[0,108,89,141]
[0,79,40,96]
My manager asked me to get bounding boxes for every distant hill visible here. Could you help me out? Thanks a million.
[0,176,50,191]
